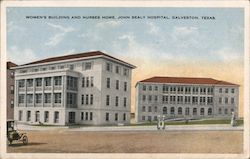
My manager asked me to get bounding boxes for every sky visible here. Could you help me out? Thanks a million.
[6,7,244,116]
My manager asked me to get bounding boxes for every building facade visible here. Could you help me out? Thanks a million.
[13,51,135,125]
[135,77,239,123]
[7,62,17,120]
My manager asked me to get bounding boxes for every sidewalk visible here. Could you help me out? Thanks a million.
[18,124,243,132]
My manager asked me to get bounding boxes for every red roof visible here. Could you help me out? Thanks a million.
[7,61,17,69]
[21,51,135,68]
[139,76,239,86]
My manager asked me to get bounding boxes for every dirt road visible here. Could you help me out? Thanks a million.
[7,130,243,153]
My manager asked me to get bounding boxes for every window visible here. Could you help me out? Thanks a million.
[192,97,198,104]
[50,66,56,70]
[200,87,206,94]
[106,95,110,106]
[231,109,234,113]
[18,80,25,88]
[106,63,112,72]
[185,87,191,94]
[142,116,145,121]
[81,95,84,105]
[154,106,157,112]
[208,108,212,115]
[106,78,110,88]
[11,99,14,108]
[142,106,146,112]
[200,97,206,105]
[225,97,228,104]
[231,89,235,93]
[178,87,183,93]
[54,93,62,104]
[185,108,190,115]
[19,110,23,121]
[225,108,228,115]
[86,94,89,105]
[154,86,158,91]
[123,113,126,121]
[178,107,182,115]
[207,97,213,105]
[124,82,127,91]
[177,96,183,104]
[67,76,78,90]
[163,107,167,114]
[184,96,191,104]
[162,95,168,103]
[18,94,25,104]
[44,93,51,103]
[90,112,93,120]
[54,111,59,123]
[86,77,89,87]
[85,112,88,120]
[115,96,119,106]
[200,108,204,115]
[59,65,65,69]
[35,94,42,104]
[219,97,222,104]
[69,64,74,70]
[123,97,127,107]
[208,88,214,94]
[219,88,222,93]
[81,112,84,120]
[44,77,51,86]
[148,106,152,112]
[82,77,85,87]
[35,78,42,87]
[219,108,222,114]
[27,111,31,121]
[27,79,33,87]
[85,62,92,70]
[193,87,198,94]
[116,80,119,90]
[54,76,62,86]
[106,113,109,121]
[170,107,175,115]
[123,68,129,76]
[142,95,146,101]
[44,111,49,122]
[148,95,152,102]
[90,77,94,87]
[35,111,40,122]
[90,94,93,105]
[154,95,158,102]
[142,85,146,91]
[115,66,120,74]
[225,88,228,93]
[67,93,77,108]
[115,113,118,121]
[149,86,152,91]
[231,98,235,104]
[193,108,197,115]
[27,94,33,104]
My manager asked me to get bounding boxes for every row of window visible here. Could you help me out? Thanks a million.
[141,108,235,121]
[18,110,59,123]
[18,76,62,88]
[81,112,93,121]
[142,85,235,95]
[18,61,94,74]
[106,62,129,76]
[82,76,94,87]
[106,78,128,91]
[81,94,94,105]
[105,112,127,121]
[19,93,62,104]
[142,106,214,116]
[106,95,127,107]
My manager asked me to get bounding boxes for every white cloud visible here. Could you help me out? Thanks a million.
[45,23,75,47]
[7,21,26,33]
[212,48,243,63]
[95,20,121,28]
[7,46,37,65]
[147,22,160,35]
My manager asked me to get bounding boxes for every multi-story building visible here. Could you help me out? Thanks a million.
[13,51,135,125]
[135,76,239,123]
[7,61,18,120]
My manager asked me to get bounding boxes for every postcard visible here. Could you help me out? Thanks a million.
[0,1,249,159]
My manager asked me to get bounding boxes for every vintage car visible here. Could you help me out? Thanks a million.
[7,120,28,145]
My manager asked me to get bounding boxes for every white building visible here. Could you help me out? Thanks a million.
[135,76,239,123]
[13,51,135,125]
